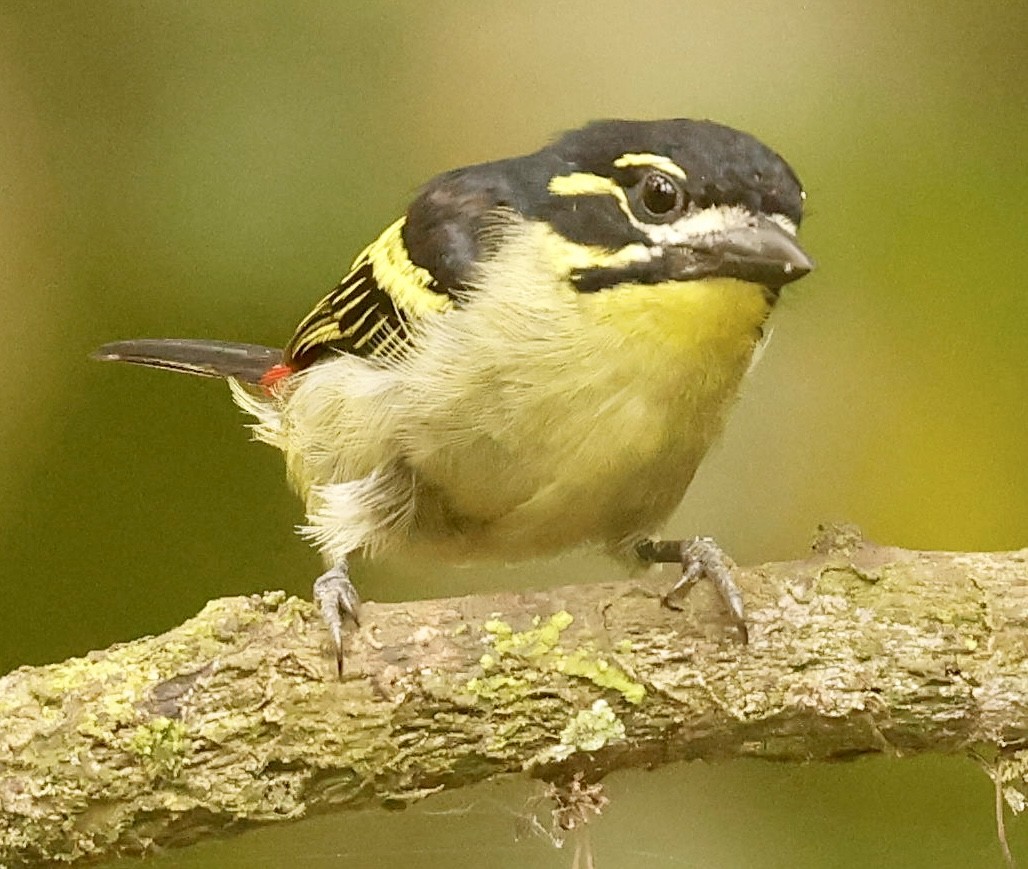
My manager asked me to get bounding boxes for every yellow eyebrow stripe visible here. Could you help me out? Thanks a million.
[613,153,687,181]
[548,172,640,232]
[547,172,621,197]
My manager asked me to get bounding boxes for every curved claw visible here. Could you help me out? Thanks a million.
[642,536,749,643]
[313,562,361,677]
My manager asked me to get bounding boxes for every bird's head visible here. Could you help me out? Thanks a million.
[281,119,813,370]
[402,118,812,305]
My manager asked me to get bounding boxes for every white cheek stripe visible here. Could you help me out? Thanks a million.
[769,213,798,235]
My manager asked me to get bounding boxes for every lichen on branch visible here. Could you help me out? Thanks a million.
[1,527,1027,866]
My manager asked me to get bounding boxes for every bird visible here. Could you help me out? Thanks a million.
[94,118,813,673]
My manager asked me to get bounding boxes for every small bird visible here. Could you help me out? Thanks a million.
[95,119,813,671]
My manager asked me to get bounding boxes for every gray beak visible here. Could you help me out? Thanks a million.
[666,214,814,291]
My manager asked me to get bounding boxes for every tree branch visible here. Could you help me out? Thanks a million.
[2,526,1028,866]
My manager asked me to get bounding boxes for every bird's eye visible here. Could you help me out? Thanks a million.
[639,171,682,217]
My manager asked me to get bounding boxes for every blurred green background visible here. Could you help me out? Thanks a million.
[2,1,1026,866]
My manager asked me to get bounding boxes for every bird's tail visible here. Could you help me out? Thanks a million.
[92,339,283,385]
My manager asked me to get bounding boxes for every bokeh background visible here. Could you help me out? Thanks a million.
[2,1,1026,866]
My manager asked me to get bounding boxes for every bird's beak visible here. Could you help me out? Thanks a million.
[666,214,814,291]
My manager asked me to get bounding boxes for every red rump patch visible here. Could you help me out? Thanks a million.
[259,363,294,394]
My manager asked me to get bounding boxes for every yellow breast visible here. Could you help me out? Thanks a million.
[256,221,775,564]
[398,253,772,559]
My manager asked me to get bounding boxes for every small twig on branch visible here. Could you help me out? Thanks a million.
[1,525,1027,866]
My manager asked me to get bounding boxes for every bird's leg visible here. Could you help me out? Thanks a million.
[635,536,749,643]
[312,558,361,676]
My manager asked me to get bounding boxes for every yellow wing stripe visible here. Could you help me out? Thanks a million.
[365,218,453,318]
[332,287,372,320]
[284,218,454,368]
[351,316,391,350]
[340,302,377,338]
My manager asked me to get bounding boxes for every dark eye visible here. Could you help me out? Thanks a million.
[640,171,681,216]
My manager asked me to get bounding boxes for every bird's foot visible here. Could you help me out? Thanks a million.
[636,536,748,643]
[313,562,361,676]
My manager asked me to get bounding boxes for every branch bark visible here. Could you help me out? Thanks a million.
[2,526,1028,866]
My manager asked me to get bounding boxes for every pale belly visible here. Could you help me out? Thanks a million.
[406,392,719,561]
[269,272,771,566]
[395,277,769,561]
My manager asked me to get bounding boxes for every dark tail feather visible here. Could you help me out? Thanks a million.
[92,339,283,384]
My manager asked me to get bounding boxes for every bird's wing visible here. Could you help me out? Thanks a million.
[284,218,455,369]
[284,164,527,371]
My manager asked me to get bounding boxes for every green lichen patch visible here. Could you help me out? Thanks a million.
[467,611,645,706]
[542,699,627,762]
[465,671,535,703]
[483,610,573,658]
[128,717,191,778]
[557,649,646,705]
